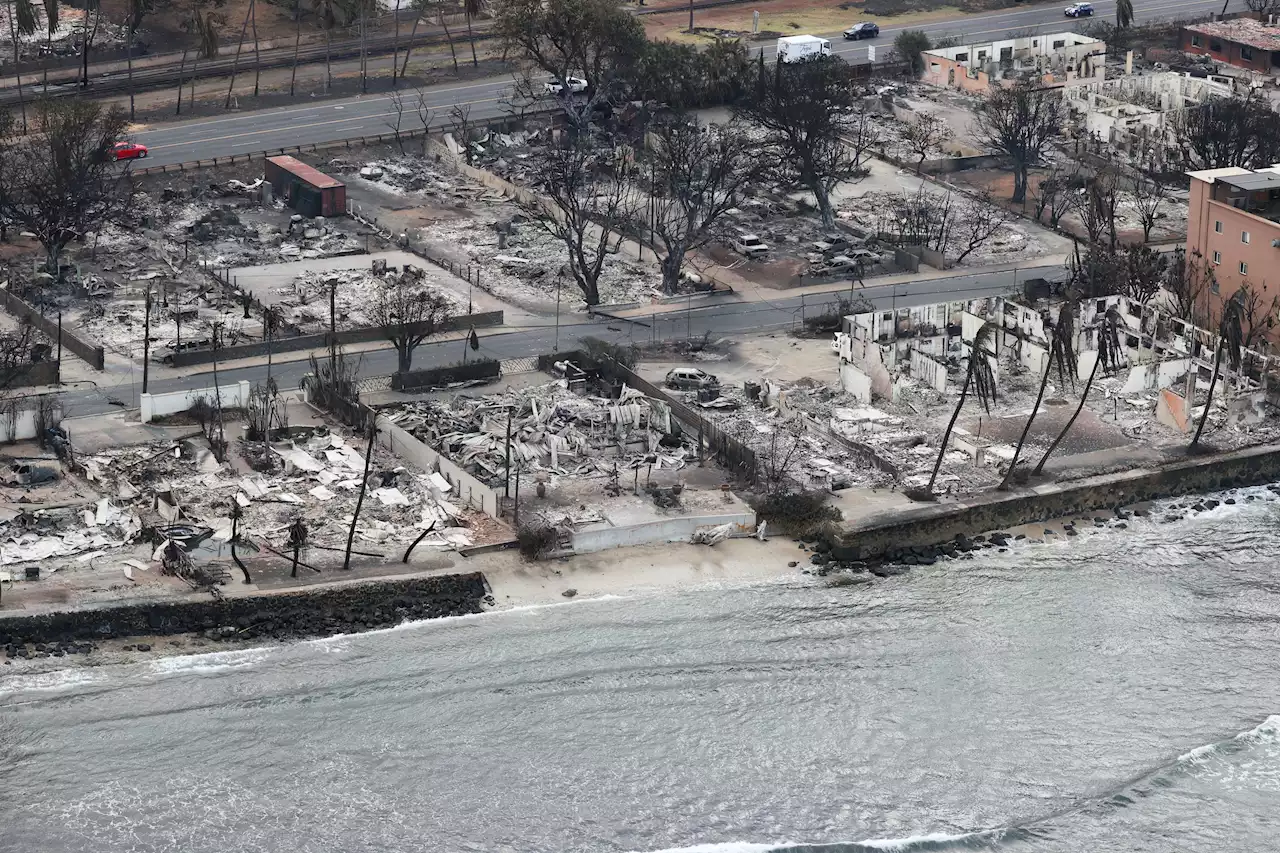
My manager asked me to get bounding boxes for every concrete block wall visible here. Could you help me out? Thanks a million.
[571,513,756,554]
[375,415,502,518]
[141,380,251,423]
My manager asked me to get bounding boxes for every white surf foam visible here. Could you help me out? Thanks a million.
[1178,714,1280,763]
[856,832,981,851]
[623,844,780,853]
[145,646,274,676]
[0,667,113,697]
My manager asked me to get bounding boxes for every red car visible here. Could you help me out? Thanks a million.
[111,142,148,161]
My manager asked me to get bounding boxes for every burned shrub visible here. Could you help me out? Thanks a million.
[517,523,558,561]
[752,490,841,539]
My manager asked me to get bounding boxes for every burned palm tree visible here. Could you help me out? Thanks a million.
[999,301,1077,489]
[287,517,308,578]
[1034,304,1124,475]
[342,419,377,570]
[463,0,479,66]
[229,500,251,584]
[919,321,998,498]
[1190,289,1246,450]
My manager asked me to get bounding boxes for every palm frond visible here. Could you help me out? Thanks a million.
[969,321,998,413]
[1050,301,1078,390]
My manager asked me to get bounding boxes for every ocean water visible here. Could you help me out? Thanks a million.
[3,488,1280,853]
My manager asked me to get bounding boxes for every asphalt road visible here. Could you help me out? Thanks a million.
[61,263,1059,416]
[130,0,1223,167]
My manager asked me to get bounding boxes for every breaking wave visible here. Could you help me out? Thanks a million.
[628,717,1280,853]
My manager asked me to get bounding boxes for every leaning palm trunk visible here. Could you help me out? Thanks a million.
[439,8,457,72]
[399,11,421,78]
[289,5,300,95]
[251,0,261,96]
[998,356,1053,490]
[1190,343,1224,448]
[126,23,135,119]
[343,422,377,570]
[926,364,973,494]
[391,0,401,86]
[6,7,27,133]
[175,48,187,113]
[225,0,252,108]
[1034,353,1099,475]
[465,9,476,66]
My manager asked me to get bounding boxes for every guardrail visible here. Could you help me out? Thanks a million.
[0,24,500,105]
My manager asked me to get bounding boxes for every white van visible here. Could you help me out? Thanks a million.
[777,35,832,63]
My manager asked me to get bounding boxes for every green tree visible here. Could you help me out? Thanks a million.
[1190,289,1245,449]
[922,322,998,497]
[894,29,931,75]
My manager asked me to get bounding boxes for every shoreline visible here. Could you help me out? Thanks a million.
[6,466,1280,679]
[0,538,804,678]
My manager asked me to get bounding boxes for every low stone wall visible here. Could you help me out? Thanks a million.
[0,572,488,647]
[392,358,500,391]
[827,443,1280,563]
[0,288,104,370]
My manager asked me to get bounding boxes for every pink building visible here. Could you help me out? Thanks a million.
[1186,165,1280,336]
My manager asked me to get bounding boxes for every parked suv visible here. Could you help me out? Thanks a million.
[843,22,880,40]
[665,367,719,391]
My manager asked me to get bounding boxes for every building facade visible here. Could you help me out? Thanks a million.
[1186,165,1280,336]
[920,32,1105,94]
[1181,18,1280,74]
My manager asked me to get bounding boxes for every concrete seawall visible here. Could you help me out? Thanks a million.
[828,443,1280,563]
[0,572,489,648]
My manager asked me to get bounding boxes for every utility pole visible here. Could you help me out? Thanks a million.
[554,279,562,352]
[504,409,513,499]
[141,289,152,394]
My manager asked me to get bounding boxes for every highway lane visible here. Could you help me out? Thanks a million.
[61,264,1059,416]
[130,0,1223,167]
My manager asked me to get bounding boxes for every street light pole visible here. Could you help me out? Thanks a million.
[554,278,562,352]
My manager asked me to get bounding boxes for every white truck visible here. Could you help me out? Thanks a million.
[777,35,832,63]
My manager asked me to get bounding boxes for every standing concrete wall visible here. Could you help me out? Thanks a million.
[571,513,756,554]
[375,414,502,518]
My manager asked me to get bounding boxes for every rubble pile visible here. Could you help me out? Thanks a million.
[673,381,880,491]
[81,433,474,553]
[70,289,253,360]
[0,431,478,572]
[281,265,467,332]
[340,151,664,308]
[844,191,1048,266]
[384,382,693,486]
[0,6,129,62]
[334,157,506,206]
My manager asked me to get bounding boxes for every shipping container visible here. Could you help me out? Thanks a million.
[264,155,347,218]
